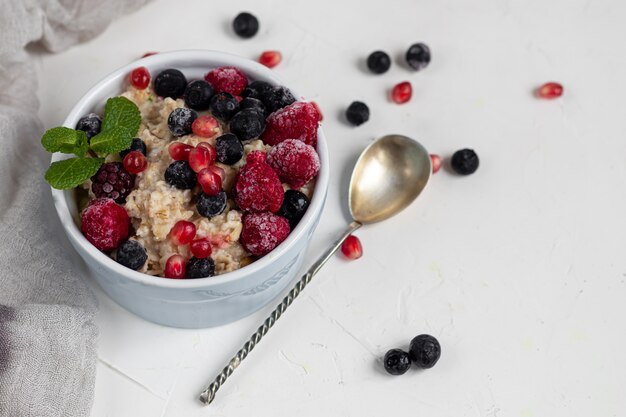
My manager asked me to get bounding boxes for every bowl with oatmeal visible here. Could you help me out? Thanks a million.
[48,50,329,328]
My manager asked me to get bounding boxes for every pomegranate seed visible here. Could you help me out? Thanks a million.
[190,238,213,259]
[207,164,226,182]
[123,151,148,174]
[164,254,186,279]
[130,66,150,90]
[141,51,158,58]
[192,115,220,138]
[310,101,324,121]
[341,235,363,260]
[168,142,193,161]
[391,81,412,104]
[537,82,563,99]
[189,145,216,173]
[430,154,442,174]
[197,168,223,196]
[169,220,197,245]
[259,51,282,68]
[196,142,218,164]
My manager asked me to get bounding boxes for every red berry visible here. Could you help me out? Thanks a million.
[130,66,150,90]
[164,254,186,279]
[189,145,216,173]
[123,151,148,175]
[537,82,563,99]
[391,81,412,104]
[168,142,193,161]
[341,235,362,260]
[197,168,223,196]
[204,66,248,95]
[261,101,321,147]
[235,155,284,213]
[259,50,282,68]
[141,51,158,58]
[430,154,442,174]
[190,238,212,259]
[241,212,290,256]
[267,139,320,189]
[192,115,220,138]
[169,220,197,245]
[310,101,324,121]
[80,198,130,252]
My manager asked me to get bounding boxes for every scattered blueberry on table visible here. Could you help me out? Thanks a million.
[233,12,259,39]
[367,50,392,74]
[451,148,480,175]
[345,101,370,126]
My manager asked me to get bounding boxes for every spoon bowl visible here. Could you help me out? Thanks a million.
[349,134,431,224]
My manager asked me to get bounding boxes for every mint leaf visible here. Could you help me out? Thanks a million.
[44,157,104,190]
[41,127,88,157]
[101,96,141,136]
[89,127,133,155]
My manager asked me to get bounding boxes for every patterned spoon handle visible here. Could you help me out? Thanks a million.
[199,221,362,406]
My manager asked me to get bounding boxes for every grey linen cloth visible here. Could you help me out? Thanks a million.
[0,0,150,415]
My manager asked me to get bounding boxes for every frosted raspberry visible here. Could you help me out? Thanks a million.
[241,212,290,256]
[261,101,321,147]
[235,154,284,213]
[204,66,248,96]
[267,139,320,189]
[81,198,130,252]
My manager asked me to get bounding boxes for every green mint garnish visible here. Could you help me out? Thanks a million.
[40,95,142,190]
[41,127,88,157]
[44,157,104,190]
[90,127,133,155]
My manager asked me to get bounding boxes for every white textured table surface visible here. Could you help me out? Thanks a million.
[37,0,626,416]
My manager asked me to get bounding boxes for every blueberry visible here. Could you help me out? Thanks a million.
[232,12,259,39]
[383,349,411,375]
[154,69,187,98]
[345,101,369,126]
[197,191,227,218]
[183,80,214,111]
[366,51,391,74]
[186,257,216,278]
[165,160,197,189]
[75,113,102,140]
[119,138,147,159]
[239,97,266,115]
[229,109,266,141]
[261,86,296,114]
[215,134,244,165]
[278,190,310,229]
[168,108,198,137]
[451,149,479,175]
[209,92,240,121]
[408,334,441,369]
[406,43,431,71]
[242,80,273,100]
[116,240,147,271]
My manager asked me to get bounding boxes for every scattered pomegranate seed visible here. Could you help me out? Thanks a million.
[391,81,412,104]
[206,164,226,182]
[169,220,197,245]
[168,142,193,161]
[189,145,216,173]
[341,235,363,260]
[123,151,148,174]
[190,238,213,259]
[141,51,158,58]
[430,154,442,174]
[192,115,220,138]
[259,50,282,68]
[310,101,324,121]
[197,168,223,196]
[537,82,563,99]
[164,254,186,279]
[130,67,150,90]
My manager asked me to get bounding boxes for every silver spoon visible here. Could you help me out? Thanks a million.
[199,134,432,405]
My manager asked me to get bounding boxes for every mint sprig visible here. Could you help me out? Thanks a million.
[41,96,141,190]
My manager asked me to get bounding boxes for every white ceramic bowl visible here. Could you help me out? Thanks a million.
[50,50,329,328]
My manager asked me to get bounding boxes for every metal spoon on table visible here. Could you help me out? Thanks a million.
[199,134,432,405]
